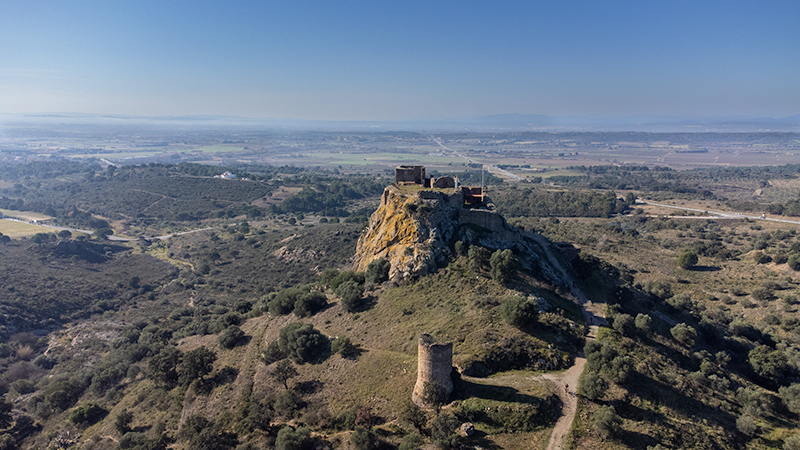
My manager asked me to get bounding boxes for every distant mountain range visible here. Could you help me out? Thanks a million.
[2,112,799,132]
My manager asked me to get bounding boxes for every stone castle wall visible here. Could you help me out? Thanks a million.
[412,334,453,407]
[458,208,507,233]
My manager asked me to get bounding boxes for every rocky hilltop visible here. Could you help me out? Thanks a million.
[353,184,567,284]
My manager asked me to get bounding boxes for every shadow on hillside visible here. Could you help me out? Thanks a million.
[691,265,721,272]
[462,430,502,450]
[626,372,735,426]
[455,379,540,405]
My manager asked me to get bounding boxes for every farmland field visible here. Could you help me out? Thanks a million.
[0,219,53,237]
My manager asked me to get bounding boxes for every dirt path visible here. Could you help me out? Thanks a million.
[529,233,607,450]
[542,326,595,450]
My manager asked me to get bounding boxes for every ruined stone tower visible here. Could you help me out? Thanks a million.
[412,333,453,407]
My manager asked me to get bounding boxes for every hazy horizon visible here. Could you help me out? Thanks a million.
[2,1,799,121]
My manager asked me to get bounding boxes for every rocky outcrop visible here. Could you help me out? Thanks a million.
[353,184,567,285]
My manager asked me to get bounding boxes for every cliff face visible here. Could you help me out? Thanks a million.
[353,185,557,282]
[353,185,463,280]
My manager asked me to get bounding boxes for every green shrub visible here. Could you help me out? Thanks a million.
[468,246,491,272]
[115,409,134,434]
[500,296,539,329]
[365,258,391,285]
[489,249,516,283]
[431,413,460,449]
[69,403,106,426]
[635,313,652,333]
[218,325,246,349]
[336,280,365,312]
[578,371,608,400]
[278,323,330,364]
[751,287,774,302]
[177,346,216,385]
[784,433,800,450]
[670,323,697,347]
[331,336,359,358]
[749,345,789,383]
[779,384,800,414]
[422,381,449,410]
[736,414,757,436]
[293,291,327,317]
[275,426,313,450]
[788,254,800,271]
[677,250,698,269]
[274,390,303,419]
[611,313,634,336]
[594,405,621,439]
[399,433,425,450]
[262,341,286,364]
[350,426,377,450]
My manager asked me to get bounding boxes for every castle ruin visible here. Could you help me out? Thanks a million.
[395,165,484,205]
[412,333,454,407]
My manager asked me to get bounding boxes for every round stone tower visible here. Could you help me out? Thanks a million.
[412,333,453,407]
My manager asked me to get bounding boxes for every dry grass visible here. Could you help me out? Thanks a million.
[0,219,52,237]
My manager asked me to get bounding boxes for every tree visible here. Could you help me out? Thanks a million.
[784,433,800,450]
[612,313,634,336]
[399,400,428,435]
[95,227,114,239]
[278,323,330,364]
[261,341,286,364]
[578,371,608,400]
[594,405,621,439]
[489,249,516,283]
[68,403,106,426]
[500,296,539,329]
[430,413,460,449]
[677,250,698,269]
[468,246,491,272]
[779,383,800,414]
[0,399,11,429]
[336,279,364,312]
[275,426,313,450]
[115,409,133,434]
[293,291,327,317]
[365,258,390,285]
[218,325,246,349]
[331,336,359,358]
[57,229,72,239]
[670,323,697,347]
[270,359,298,389]
[350,426,377,450]
[749,345,789,383]
[178,346,216,385]
[736,414,757,436]
[635,313,652,334]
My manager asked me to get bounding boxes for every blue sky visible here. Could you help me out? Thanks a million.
[1,1,798,120]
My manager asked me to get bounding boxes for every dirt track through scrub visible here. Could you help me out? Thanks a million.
[530,233,607,450]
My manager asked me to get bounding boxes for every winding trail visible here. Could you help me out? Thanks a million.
[528,233,607,450]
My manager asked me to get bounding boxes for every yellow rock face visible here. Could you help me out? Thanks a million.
[353,185,460,280]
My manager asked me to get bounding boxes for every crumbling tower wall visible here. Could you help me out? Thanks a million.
[412,333,454,407]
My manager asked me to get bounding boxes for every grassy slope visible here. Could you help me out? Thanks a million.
[518,212,800,449]
[19,225,584,449]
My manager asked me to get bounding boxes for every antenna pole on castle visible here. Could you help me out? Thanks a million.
[481,165,485,199]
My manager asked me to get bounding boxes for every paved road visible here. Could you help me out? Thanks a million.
[431,136,522,181]
[637,199,800,225]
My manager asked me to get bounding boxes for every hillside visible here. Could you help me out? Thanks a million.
[0,178,593,450]
[6,160,800,449]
